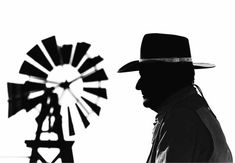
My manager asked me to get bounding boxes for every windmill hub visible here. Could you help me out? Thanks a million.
[46,64,83,92]
[60,80,70,89]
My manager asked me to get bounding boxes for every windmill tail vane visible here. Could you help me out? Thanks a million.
[7,36,108,163]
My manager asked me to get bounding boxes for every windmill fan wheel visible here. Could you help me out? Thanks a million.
[7,36,108,136]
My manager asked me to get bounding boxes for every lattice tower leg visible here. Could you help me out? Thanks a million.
[25,93,74,163]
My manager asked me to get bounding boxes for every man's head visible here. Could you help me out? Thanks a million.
[118,33,214,112]
[135,62,195,111]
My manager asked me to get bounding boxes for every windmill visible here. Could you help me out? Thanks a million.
[7,36,108,163]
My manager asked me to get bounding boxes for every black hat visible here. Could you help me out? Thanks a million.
[118,33,215,73]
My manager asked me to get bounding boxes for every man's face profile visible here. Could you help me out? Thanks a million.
[135,63,171,112]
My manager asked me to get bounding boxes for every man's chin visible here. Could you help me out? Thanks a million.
[143,98,161,112]
[143,98,154,108]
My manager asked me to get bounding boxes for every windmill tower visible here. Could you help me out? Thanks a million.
[7,36,108,163]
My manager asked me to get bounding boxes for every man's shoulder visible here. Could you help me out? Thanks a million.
[165,106,199,127]
[176,92,208,111]
[164,93,208,126]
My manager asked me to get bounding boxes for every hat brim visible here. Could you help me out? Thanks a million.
[118,60,215,73]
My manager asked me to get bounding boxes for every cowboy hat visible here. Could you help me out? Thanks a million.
[118,33,215,73]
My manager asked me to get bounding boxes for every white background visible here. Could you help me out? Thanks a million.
[0,0,234,162]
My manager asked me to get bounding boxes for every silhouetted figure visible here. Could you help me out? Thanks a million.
[118,33,233,162]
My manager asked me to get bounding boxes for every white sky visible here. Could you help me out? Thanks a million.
[0,0,234,162]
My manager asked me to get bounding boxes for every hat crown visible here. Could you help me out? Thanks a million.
[140,33,191,59]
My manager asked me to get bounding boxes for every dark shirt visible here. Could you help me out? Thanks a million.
[147,86,232,162]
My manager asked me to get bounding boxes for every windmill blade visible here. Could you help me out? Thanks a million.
[67,107,75,136]
[24,81,46,92]
[75,103,90,128]
[27,45,53,71]
[83,87,107,99]
[82,69,108,82]
[78,55,103,73]
[71,42,90,67]
[7,83,28,117]
[60,45,72,64]
[81,96,101,116]
[42,36,61,66]
[19,61,48,79]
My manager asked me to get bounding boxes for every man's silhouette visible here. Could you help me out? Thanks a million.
[118,33,233,162]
